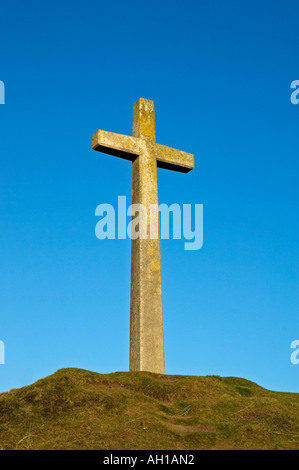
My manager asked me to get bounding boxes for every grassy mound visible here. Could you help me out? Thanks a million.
[0,368,298,450]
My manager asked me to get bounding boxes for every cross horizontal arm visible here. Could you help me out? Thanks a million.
[92,130,140,162]
[154,143,194,173]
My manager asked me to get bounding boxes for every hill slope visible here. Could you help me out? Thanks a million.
[0,368,298,450]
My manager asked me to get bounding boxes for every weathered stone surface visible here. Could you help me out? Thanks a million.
[92,98,194,374]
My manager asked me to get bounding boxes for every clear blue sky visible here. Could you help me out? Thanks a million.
[0,0,298,393]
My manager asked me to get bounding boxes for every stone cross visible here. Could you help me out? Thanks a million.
[92,98,194,374]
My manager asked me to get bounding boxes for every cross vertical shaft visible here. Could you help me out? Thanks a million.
[130,99,165,373]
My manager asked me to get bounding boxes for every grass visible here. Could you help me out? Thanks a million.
[0,368,298,450]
